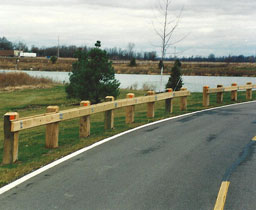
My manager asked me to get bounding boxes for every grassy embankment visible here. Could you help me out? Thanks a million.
[114,61,256,76]
[0,57,74,72]
[1,57,256,76]
[0,84,255,187]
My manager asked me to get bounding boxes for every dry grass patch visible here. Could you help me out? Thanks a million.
[1,57,256,76]
[0,72,57,88]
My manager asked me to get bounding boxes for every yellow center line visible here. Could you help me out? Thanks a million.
[214,181,230,210]
[252,136,256,141]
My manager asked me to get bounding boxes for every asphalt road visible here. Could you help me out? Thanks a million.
[1,102,256,210]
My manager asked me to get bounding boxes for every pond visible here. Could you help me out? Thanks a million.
[1,69,255,92]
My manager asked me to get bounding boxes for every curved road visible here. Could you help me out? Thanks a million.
[1,102,256,210]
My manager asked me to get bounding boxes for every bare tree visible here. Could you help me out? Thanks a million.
[13,41,28,51]
[127,42,135,59]
[152,0,184,90]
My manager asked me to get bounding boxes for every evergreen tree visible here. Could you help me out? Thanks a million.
[65,41,120,103]
[50,56,58,64]
[0,37,13,50]
[129,58,136,67]
[166,59,183,91]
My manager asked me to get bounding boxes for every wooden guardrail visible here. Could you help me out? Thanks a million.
[203,82,254,107]
[2,88,190,164]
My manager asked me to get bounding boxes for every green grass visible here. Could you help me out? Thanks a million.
[0,86,255,187]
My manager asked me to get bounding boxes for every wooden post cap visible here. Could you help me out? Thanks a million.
[80,101,91,106]
[246,82,252,85]
[127,93,135,98]
[203,86,209,89]
[147,91,155,95]
[217,85,223,88]
[46,106,59,113]
[232,83,237,86]
[4,112,19,121]
[105,96,115,101]
[166,88,173,92]
[167,88,173,92]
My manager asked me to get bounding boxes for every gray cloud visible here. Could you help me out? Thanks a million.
[0,0,255,56]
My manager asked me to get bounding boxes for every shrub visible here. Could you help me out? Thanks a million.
[50,56,58,64]
[65,41,120,104]
[166,59,183,91]
[129,58,137,67]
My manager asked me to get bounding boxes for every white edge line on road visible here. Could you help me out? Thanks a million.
[1,100,255,195]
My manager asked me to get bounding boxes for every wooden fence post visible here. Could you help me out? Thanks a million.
[147,91,155,118]
[203,86,210,107]
[126,93,135,124]
[104,96,115,129]
[180,88,188,111]
[231,83,238,101]
[80,101,91,138]
[46,106,59,149]
[246,82,252,100]
[217,85,224,103]
[165,88,173,114]
[2,112,19,164]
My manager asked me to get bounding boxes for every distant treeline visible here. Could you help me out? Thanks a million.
[177,54,256,63]
[31,46,158,60]
[1,36,255,62]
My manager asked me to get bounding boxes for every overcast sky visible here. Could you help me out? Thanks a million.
[1,0,256,57]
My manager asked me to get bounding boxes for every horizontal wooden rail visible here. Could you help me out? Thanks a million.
[203,82,254,107]
[10,90,190,132]
[2,89,190,164]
